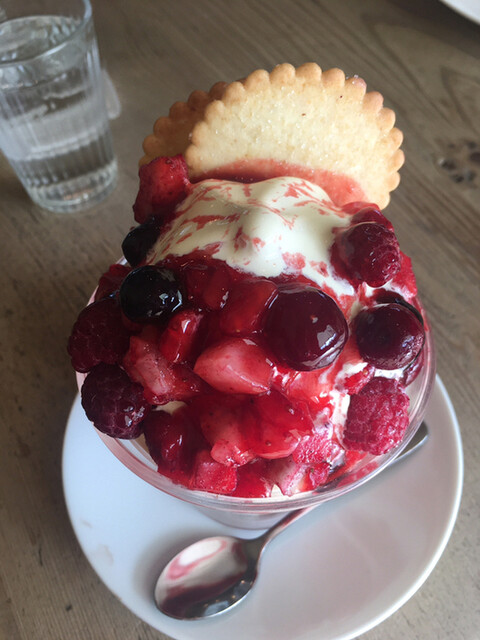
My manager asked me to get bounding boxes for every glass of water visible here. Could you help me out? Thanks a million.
[0,0,117,213]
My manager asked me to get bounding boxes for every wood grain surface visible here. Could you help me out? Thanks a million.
[0,1,479,638]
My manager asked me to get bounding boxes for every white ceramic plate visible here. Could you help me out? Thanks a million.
[62,375,463,640]
[439,0,480,25]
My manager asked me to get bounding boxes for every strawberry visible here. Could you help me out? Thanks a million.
[332,335,375,395]
[192,450,237,494]
[192,394,255,467]
[280,368,334,414]
[232,460,274,498]
[266,456,331,496]
[183,262,232,310]
[193,337,273,395]
[133,155,190,224]
[292,423,342,465]
[142,408,204,480]
[158,309,205,364]
[123,325,204,404]
[219,278,278,336]
[328,449,366,482]
[247,391,313,459]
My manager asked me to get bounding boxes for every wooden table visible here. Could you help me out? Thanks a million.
[1,1,478,638]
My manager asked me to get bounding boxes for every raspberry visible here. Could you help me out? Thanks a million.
[81,364,150,438]
[343,377,410,455]
[335,222,401,287]
[67,297,131,373]
[94,263,131,301]
[350,206,394,231]
[341,201,379,215]
[133,155,191,224]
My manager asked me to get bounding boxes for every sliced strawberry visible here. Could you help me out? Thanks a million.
[192,450,237,494]
[292,423,343,465]
[246,419,301,460]
[266,456,331,496]
[280,369,334,414]
[246,391,313,459]
[143,408,205,481]
[183,263,232,310]
[159,309,206,364]
[133,155,191,224]
[191,394,255,467]
[328,449,366,482]
[306,462,332,489]
[193,337,273,395]
[332,335,374,394]
[232,460,274,498]
[219,278,278,336]
[123,325,204,404]
[254,391,313,434]
[202,265,232,310]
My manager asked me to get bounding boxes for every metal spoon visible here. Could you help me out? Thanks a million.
[154,422,429,620]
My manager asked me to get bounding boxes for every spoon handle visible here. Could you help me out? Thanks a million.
[254,421,429,550]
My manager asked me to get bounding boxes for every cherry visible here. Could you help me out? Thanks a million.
[122,217,161,267]
[335,222,400,287]
[354,303,425,369]
[264,284,348,371]
[119,265,183,322]
[374,290,424,325]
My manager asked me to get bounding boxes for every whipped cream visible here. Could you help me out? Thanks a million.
[150,176,356,308]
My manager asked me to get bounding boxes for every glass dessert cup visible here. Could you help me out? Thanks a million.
[78,316,435,530]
